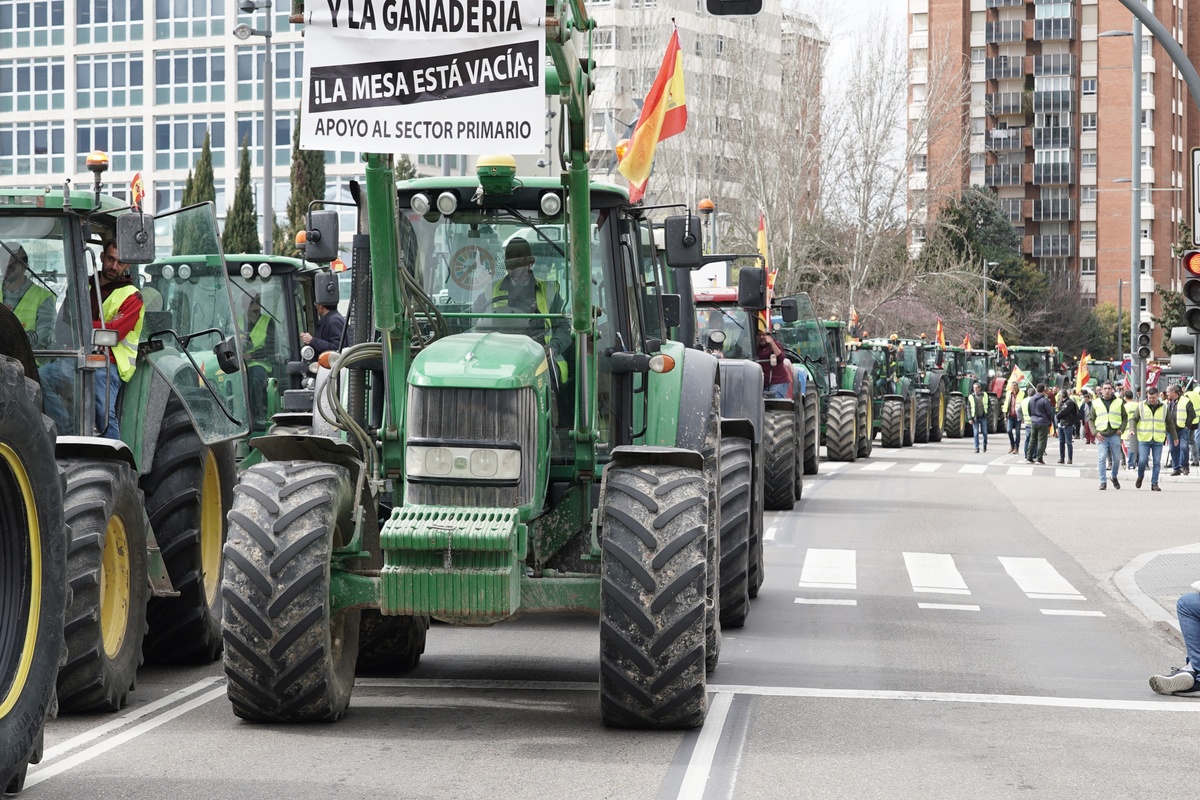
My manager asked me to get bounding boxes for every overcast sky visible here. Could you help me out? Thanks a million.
[786,0,904,94]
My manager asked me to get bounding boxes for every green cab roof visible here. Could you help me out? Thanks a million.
[396,175,630,200]
[0,187,128,214]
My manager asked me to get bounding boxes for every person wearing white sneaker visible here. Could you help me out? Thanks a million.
[1149,582,1200,695]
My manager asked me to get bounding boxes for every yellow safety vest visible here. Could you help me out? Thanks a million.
[1093,396,1125,435]
[1175,395,1194,428]
[491,278,566,381]
[1123,400,1139,434]
[968,393,990,418]
[1136,402,1167,443]
[100,285,144,382]
[11,282,52,333]
[248,313,270,350]
[1020,396,1032,422]
[1187,390,1200,422]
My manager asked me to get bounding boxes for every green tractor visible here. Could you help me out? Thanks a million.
[924,345,969,439]
[963,348,1005,433]
[0,173,249,715]
[997,345,1064,392]
[860,337,944,443]
[852,339,917,448]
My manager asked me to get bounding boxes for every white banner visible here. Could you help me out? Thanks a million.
[299,0,545,154]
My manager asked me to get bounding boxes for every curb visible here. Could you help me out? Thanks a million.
[1113,542,1200,634]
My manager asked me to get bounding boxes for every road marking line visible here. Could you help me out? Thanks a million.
[821,461,847,471]
[917,603,981,611]
[1027,593,1087,601]
[794,598,858,606]
[26,686,226,788]
[764,526,777,541]
[38,677,224,764]
[798,548,856,590]
[1041,609,1106,617]
[1007,466,1034,476]
[958,464,988,474]
[904,552,971,595]
[999,556,1084,599]
[860,461,896,471]
[676,691,735,800]
[1056,468,1082,478]
[357,678,598,691]
[911,462,941,472]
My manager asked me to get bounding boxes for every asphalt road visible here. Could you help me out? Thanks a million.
[24,436,1200,799]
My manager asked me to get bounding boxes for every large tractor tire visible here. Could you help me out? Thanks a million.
[355,612,428,673]
[945,394,964,439]
[762,409,796,510]
[142,396,237,664]
[824,395,858,462]
[222,461,362,723]
[700,397,721,674]
[599,463,708,729]
[802,391,820,476]
[748,446,765,600]
[856,392,873,459]
[718,437,751,628]
[0,354,67,795]
[880,398,904,448]
[57,459,150,713]
[914,395,931,444]
[903,397,916,447]
[989,397,1003,434]
[929,387,946,442]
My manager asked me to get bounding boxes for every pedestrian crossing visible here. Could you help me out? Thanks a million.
[790,548,1104,617]
[822,458,1094,479]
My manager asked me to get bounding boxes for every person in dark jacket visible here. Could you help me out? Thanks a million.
[1055,388,1080,464]
[301,272,345,357]
[1026,383,1055,465]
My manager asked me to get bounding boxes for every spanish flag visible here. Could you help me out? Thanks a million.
[962,334,972,350]
[935,319,946,348]
[620,27,687,203]
[1007,364,1027,387]
[130,171,146,211]
[1075,350,1091,394]
[996,330,1009,358]
[756,212,768,272]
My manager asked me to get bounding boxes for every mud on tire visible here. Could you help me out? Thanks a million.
[880,399,904,448]
[718,437,751,628]
[824,395,858,462]
[945,394,964,439]
[762,410,796,510]
[914,396,931,444]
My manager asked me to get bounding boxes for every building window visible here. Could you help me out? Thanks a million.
[1034,2,1071,18]
[76,118,144,173]
[1081,224,1096,241]
[1082,79,1097,96]
[1141,109,1153,129]
[154,177,224,214]
[154,113,224,171]
[0,120,66,177]
[914,154,927,173]
[912,226,926,244]
[1081,186,1097,205]
[1081,150,1097,168]
[1081,113,1097,131]
[1081,257,1096,274]
[154,0,223,40]
[1140,73,1153,94]
[587,0,611,5]
[715,35,726,58]
[0,0,65,49]
[629,29,652,51]
[76,53,143,110]
[1141,256,1152,275]
[154,48,222,105]
[1140,297,1148,312]
[593,28,614,50]
[0,57,65,113]
[77,0,142,44]
[971,47,985,65]
[1141,221,1151,239]
[630,0,657,6]
[970,153,985,170]
[1141,146,1153,166]
[236,42,303,103]
[236,110,294,169]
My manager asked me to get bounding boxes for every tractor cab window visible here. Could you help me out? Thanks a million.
[230,268,293,430]
[923,347,943,370]
[965,354,990,381]
[694,305,756,360]
[773,294,826,364]
[0,215,81,353]
[1012,351,1049,385]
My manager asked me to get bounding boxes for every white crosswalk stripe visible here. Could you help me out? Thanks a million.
[958,464,988,474]
[860,461,896,472]
[998,556,1085,600]
[910,463,941,473]
[798,548,856,590]
[903,552,970,595]
[1007,466,1034,476]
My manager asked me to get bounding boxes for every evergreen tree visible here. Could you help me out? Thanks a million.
[396,154,418,180]
[281,114,327,257]
[193,131,215,204]
[222,139,261,254]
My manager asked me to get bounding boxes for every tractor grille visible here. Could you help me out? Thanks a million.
[406,386,537,507]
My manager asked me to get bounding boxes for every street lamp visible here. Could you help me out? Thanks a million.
[983,260,998,342]
[234,0,274,255]
[1117,278,1126,360]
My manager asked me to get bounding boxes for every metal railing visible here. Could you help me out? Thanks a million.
[1032,126,1073,148]
[1032,162,1074,184]
[1033,199,1074,221]
[986,127,1025,151]
[986,20,1024,43]
[997,198,1024,222]
[1034,54,1076,76]
[986,57,1024,80]
[986,164,1024,186]
[1032,89,1074,113]
[1032,234,1074,257]
[986,91,1024,115]
[1034,18,1075,41]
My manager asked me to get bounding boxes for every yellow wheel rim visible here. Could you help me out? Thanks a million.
[100,514,131,659]
[0,442,41,717]
[200,451,223,606]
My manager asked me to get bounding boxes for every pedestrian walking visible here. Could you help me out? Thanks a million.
[1149,581,1200,695]
[1092,381,1126,490]
[1026,383,1055,465]
[1080,390,1095,444]
[1055,388,1079,464]
[1187,380,1200,469]
[1005,381,1024,454]
[968,381,990,453]
[1131,386,1168,490]
[1123,389,1139,470]
[1166,384,1196,476]
[1020,386,1035,460]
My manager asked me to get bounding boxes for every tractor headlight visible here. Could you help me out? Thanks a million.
[406,443,521,483]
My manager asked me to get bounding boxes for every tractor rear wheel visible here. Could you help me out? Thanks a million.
[880,398,904,448]
[929,388,946,442]
[599,463,708,729]
[222,461,361,723]
[701,396,721,673]
[718,437,751,628]
[914,396,931,444]
[824,395,858,462]
[902,398,916,447]
[762,410,796,510]
[748,448,765,599]
[856,392,873,459]
[0,353,67,795]
[989,397,1003,434]
[57,458,150,713]
[945,394,964,439]
[142,395,237,664]
[802,391,820,475]
[356,612,429,673]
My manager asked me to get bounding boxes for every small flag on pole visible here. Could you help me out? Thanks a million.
[935,319,946,348]
[130,172,146,212]
[620,26,687,203]
[996,330,1009,358]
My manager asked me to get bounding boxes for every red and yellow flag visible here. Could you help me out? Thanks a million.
[130,171,146,211]
[1007,364,1027,387]
[619,28,687,203]
[756,212,768,272]
[1075,350,1091,394]
[935,319,946,348]
[961,333,972,350]
[996,330,1009,358]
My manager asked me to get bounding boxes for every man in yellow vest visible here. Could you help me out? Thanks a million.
[242,292,276,425]
[968,381,990,453]
[1166,384,1195,477]
[2,244,55,348]
[1123,388,1139,470]
[1018,383,1034,460]
[1092,380,1127,490]
[88,239,144,439]
[1187,380,1200,470]
[1130,386,1167,490]
[1005,380,1025,454]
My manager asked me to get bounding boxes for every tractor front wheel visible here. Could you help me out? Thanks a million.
[880,398,904,448]
[945,394,964,440]
[914,396,931,444]
[718,437,751,628]
[762,410,797,510]
[929,388,946,442]
[824,395,858,462]
[856,392,873,459]
[356,613,429,673]
[802,391,820,476]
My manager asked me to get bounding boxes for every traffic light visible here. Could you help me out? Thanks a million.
[1183,250,1200,335]
[1137,321,1152,360]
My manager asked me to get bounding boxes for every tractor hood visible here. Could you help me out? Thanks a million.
[409,332,549,390]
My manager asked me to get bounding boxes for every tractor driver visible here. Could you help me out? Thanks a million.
[2,244,55,349]
[477,237,572,380]
[242,292,276,424]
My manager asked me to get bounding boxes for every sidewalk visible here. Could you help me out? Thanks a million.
[1115,542,1200,635]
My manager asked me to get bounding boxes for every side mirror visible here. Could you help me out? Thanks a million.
[663,215,702,269]
[305,210,340,264]
[660,294,681,329]
[116,213,155,264]
[737,266,767,310]
[778,297,799,324]
[214,336,240,375]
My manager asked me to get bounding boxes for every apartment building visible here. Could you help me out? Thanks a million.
[909,0,1198,351]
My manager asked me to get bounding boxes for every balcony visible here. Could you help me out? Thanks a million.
[986,20,1024,44]
[1033,199,1074,221]
[986,164,1024,187]
[997,197,1024,222]
[986,127,1025,152]
[986,57,1024,81]
[1033,126,1073,148]
[1032,235,1074,258]
[1034,53,1076,76]
[1032,162,1073,184]
[1032,89,1073,113]
[986,92,1024,116]
[986,0,1023,7]
[1034,17,1075,41]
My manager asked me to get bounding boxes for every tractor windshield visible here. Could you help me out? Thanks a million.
[0,214,83,353]
[1012,350,1051,385]
[773,294,825,363]
[923,347,943,370]
[695,304,758,360]
[965,354,990,380]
